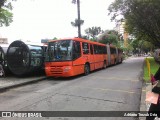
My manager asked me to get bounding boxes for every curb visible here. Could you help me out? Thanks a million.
[0,77,47,93]
[139,58,147,120]
[139,81,147,120]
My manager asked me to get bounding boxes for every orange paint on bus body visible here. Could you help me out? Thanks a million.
[45,38,122,77]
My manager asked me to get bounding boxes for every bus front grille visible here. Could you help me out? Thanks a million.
[50,66,63,74]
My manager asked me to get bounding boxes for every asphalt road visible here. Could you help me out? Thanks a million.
[0,57,144,120]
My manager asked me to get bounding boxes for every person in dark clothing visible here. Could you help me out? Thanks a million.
[146,67,160,120]
[154,67,160,80]
[146,102,160,120]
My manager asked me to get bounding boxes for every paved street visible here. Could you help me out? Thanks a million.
[0,57,144,120]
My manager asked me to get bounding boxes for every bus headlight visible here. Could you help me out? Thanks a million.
[45,67,49,70]
[64,66,71,72]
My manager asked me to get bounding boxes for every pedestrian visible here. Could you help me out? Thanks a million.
[146,67,160,120]
[0,64,5,77]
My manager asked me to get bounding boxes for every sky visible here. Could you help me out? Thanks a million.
[0,0,116,43]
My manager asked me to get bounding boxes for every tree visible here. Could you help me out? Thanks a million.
[71,0,83,38]
[108,0,160,47]
[98,30,121,46]
[71,18,84,27]
[52,37,58,40]
[0,0,16,27]
[81,35,88,39]
[85,26,102,40]
[131,39,154,54]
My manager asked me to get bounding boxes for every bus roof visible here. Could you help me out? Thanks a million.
[48,37,111,47]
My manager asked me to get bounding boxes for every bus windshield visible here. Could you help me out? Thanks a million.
[47,40,73,61]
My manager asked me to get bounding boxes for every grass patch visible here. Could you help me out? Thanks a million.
[143,57,160,82]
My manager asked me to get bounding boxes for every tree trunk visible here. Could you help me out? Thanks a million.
[77,0,81,38]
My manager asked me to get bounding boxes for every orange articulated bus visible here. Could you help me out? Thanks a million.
[45,38,123,77]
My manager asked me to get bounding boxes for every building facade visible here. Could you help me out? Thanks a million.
[114,21,129,47]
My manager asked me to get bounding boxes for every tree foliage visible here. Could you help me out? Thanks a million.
[52,37,58,40]
[98,30,121,47]
[108,0,160,47]
[131,39,154,54]
[71,18,84,27]
[85,26,102,40]
[0,0,16,27]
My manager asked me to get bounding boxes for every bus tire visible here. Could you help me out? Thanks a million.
[120,58,123,63]
[84,64,90,75]
[103,61,107,69]
[114,59,117,65]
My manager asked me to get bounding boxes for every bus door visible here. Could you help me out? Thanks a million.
[107,45,111,65]
[89,44,95,71]
[72,41,83,75]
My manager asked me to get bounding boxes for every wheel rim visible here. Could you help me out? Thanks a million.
[85,64,89,75]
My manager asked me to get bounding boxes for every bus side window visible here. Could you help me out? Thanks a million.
[90,44,93,54]
[103,46,107,54]
[111,48,116,54]
[111,48,113,54]
[94,45,98,54]
[73,41,81,59]
[99,46,103,54]
[82,42,89,54]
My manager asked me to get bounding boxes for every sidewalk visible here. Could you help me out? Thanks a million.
[0,75,47,92]
[139,82,152,120]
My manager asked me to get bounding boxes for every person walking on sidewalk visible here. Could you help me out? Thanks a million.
[146,67,160,120]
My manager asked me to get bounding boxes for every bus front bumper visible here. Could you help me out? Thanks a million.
[45,66,74,77]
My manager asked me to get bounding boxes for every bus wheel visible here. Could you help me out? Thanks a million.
[84,64,90,75]
[114,59,117,65]
[120,58,123,63]
[103,61,107,69]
